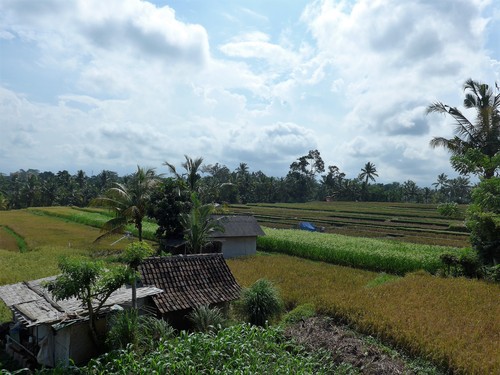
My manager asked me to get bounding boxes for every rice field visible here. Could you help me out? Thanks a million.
[258,227,469,275]
[228,201,469,247]
[0,207,497,374]
[28,207,158,241]
[227,253,500,375]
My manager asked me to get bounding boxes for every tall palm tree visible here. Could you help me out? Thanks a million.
[359,162,378,185]
[432,173,449,191]
[164,155,204,192]
[91,166,159,242]
[427,79,500,179]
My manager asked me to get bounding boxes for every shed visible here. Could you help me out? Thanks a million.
[0,277,162,367]
[210,215,265,258]
[139,254,241,328]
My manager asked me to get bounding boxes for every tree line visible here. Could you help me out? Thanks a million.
[0,158,473,210]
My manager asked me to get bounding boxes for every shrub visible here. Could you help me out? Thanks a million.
[466,177,500,265]
[483,264,500,282]
[281,303,316,326]
[138,315,175,351]
[240,279,283,326]
[437,202,460,218]
[107,309,139,350]
[458,253,481,278]
[188,305,226,333]
[440,253,459,276]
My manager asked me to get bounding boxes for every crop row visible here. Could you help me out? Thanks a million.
[80,324,336,374]
[229,202,469,247]
[258,227,468,275]
[27,207,158,241]
[227,253,500,375]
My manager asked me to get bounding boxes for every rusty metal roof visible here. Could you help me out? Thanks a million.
[0,276,163,327]
[139,254,241,314]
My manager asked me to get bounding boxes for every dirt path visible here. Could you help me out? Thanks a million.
[285,316,416,375]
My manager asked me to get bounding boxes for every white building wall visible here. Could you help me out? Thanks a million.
[219,237,257,258]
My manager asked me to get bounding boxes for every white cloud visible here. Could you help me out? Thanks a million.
[0,0,498,186]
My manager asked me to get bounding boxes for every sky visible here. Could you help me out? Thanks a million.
[1,0,499,186]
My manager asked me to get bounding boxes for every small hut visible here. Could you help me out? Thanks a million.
[139,253,241,328]
[0,277,162,367]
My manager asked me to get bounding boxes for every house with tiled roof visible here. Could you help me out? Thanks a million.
[0,277,162,367]
[139,253,241,327]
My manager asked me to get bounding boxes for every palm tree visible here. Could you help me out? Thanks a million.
[359,162,378,185]
[0,193,9,210]
[164,155,204,192]
[180,193,224,254]
[427,79,500,179]
[432,173,449,191]
[91,166,159,242]
[359,162,378,201]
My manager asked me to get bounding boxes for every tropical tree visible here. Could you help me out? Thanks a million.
[359,162,378,185]
[147,178,191,250]
[0,193,8,210]
[164,155,204,192]
[122,241,154,309]
[180,192,224,254]
[45,258,128,346]
[359,162,378,201]
[466,177,500,265]
[92,166,159,242]
[287,150,325,202]
[235,163,251,203]
[427,79,500,179]
[320,165,345,200]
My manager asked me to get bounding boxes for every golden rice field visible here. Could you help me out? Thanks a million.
[1,209,499,374]
[228,254,500,375]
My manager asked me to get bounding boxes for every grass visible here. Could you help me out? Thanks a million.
[0,209,134,323]
[258,227,469,275]
[0,226,22,252]
[28,207,158,241]
[227,253,500,375]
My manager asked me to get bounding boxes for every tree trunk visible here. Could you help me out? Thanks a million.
[87,297,100,349]
[132,276,137,309]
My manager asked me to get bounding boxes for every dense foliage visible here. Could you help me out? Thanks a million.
[428,79,500,180]
[466,177,500,265]
[0,153,474,209]
[239,278,283,326]
[45,324,335,375]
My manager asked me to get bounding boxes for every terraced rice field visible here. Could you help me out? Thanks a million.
[228,201,469,247]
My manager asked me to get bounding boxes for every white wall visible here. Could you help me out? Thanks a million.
[219,237,257,258]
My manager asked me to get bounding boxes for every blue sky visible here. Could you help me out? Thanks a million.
[1,0,499,186]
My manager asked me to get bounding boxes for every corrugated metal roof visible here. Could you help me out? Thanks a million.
[139,254,241,314]
[0,276,163,327]
[210,215,265,238]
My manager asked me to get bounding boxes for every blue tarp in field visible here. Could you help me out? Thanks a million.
[299,222,317,232]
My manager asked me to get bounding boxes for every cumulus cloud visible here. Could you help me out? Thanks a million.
[0,0,498,186]
[224,122,318,173]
